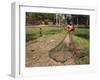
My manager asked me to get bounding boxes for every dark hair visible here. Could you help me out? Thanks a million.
[68,21,73,25]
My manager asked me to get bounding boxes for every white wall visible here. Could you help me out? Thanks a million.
[0,0,100,80]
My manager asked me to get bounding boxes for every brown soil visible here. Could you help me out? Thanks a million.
[26,33,76,67]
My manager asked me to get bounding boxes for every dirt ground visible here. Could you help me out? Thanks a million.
[26,33,75,67]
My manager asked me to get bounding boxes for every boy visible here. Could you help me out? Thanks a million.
[64,21,75,32]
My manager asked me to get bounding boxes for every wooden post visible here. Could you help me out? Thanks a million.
[40,27,42,37]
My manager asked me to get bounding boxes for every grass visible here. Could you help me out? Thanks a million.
[74,27,89,40]
[74,36,89,64]
[26,28,40,42]
[26,25,89,64]
[26,26,64,42]
[73,27,89,64]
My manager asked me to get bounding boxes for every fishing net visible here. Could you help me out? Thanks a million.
[49,32,79,63]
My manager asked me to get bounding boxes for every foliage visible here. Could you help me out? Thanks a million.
[26,12,89,25]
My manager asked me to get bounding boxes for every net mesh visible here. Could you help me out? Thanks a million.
[49,32,80,63]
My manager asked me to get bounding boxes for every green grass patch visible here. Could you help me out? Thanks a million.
[74,35,89,64]
[74,27,89,40]
[26,27,64,41]
[70,27,89,64]
[43,27,64,35]
[26,28,40,42]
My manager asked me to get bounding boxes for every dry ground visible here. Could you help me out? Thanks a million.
[26,33,76,67]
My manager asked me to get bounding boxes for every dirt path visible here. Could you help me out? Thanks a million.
[26,33,75,67]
